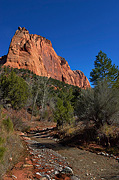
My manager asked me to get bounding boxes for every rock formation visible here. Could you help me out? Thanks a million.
[1,27,90,88]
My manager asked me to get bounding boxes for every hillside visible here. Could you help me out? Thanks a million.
[0,61,119,180]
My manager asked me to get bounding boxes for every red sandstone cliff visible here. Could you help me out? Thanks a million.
[1,27,90,88]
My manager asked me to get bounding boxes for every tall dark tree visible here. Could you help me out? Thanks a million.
[90,50,119,86]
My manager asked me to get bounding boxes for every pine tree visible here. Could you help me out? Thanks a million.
[90,50,119,86]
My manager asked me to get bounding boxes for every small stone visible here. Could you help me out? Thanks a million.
[23,164,33,167]
[9,157,13,161]
[54,171,59,175]
[36,172,42,176]
[71,175,80,180]
[47,171,51,174]
[12,175,17,178]
[38,155,42,157]
[61,166,73,176]
[59,167,63,171]
[19,132,25,136]
[40,175,51,180]
[97,152,101,155]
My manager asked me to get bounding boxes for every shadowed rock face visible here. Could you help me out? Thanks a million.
[0,55,7,65]
[1,27,90,88]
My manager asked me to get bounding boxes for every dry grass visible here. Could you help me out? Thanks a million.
[58,121,86,139]
[0,108,25,179]
[59,121,119,156]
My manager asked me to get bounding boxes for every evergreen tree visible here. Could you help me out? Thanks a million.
[113,72,119,89]
[54,88,74,127]
[54,98,66,127]
[90,50,119,86]
[0,71,29,109]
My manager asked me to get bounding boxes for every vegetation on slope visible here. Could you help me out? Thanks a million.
[0,65,79,125]
[0,106,24,178]
[58,51,119,155]
[0,50,119,178]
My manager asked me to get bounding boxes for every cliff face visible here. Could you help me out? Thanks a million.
[1,27,90,88]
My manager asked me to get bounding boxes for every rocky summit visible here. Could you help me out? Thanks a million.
[0,27,90,88]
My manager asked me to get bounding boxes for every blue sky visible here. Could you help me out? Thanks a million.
[0,0,119,84]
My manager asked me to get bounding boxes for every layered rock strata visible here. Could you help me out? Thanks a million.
[1,27,90,88]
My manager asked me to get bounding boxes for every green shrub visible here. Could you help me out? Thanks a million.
[0,147,6,161]
[76,80,119,128]
[0,137,5,145]
[2,117,13,132]
[0,71,29,109]
[54,96,74,127]
[11,115,30,132]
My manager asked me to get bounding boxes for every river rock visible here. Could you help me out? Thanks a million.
[71,175,80,180]
[61,166,74,176]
